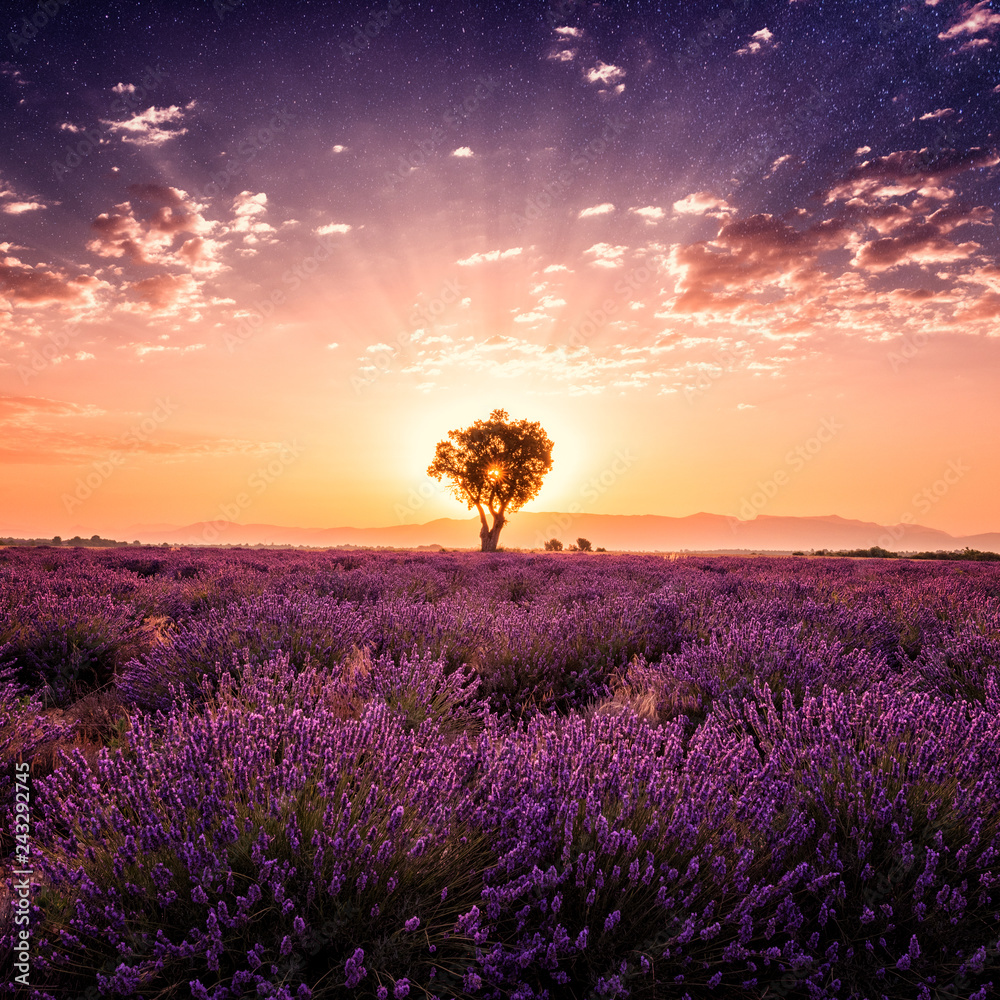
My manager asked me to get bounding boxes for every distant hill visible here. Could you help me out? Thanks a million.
[123,512,1000,553]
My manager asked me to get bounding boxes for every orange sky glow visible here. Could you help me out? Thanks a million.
[2,2,999,540]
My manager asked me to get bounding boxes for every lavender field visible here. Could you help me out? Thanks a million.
[2,546,1000,1000]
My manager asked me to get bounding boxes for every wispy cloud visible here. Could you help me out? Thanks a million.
[457,247,524,266]
[673,192,734,218]
[629,206,665,224]
[736,27,778,55]
[102,103,194,146]
[578,203,615,218]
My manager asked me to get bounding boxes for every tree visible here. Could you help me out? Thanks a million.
[428,408,554,552]
[576,537,592,552]
[544,538,563,551]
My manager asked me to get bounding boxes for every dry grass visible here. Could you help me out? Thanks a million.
[319,645,373,721]
[586,661,705,727]
[30,688,132,777]
[112,614,174,668]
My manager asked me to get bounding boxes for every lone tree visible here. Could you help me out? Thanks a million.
[428,408,554,552]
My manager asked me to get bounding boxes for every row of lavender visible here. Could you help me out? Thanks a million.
[3,546,1000,999]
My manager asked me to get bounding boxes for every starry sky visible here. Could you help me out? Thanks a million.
[1,0,998,539]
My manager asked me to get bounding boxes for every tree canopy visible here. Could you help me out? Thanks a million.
[427,409,554,552]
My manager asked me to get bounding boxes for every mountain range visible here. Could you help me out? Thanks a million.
[124,512,1000,553]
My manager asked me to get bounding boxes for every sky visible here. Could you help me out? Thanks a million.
[1,0,999,540]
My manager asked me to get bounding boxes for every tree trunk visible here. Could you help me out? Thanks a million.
[477,505,491,552]
[479,509,505,552]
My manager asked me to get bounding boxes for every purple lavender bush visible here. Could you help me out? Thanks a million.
[2,548,999,999]
[0,654,71,858]
[0,594,151,706]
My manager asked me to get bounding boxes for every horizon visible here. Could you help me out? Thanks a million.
[2,1,999,541]
[7,506,999,555]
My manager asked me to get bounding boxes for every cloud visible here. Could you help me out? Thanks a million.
[331,144,346,153]
[0,67,26,87]
[852,222,981,271]
[555,26,583,37]
[232,190,268,217]
[0,173,49,215]
[583,242,628,268]
[667,213,850,311]
[655,167,999,343]
[672,192,734,218]
[924,202,994,233]
[938,1,1000,41]
[960,265,1000,294]
[765,154,795,178]
[0,256,108,310]
[0,395,106,464]
[958,291,1000,321]
[584,61,626,86]
[546,48,577,61]
[386,334,635,391]
[919,108,956,120]
[737,27,778,55]
[102,104,192,147]
[2,200,46,215]
[456,247,523,266]
[130,342,206,358]
[126,273,202,313]
[87,186,220,264]
[451,147,474,157]
[175,236,229,275]
[370,324,796,398]
[315,222,352,235]
[72,186,237,325]
[629,206,665,224]
[578,203,615,218]
[825,147,1000,204]
[0,394,279,465]
[0,395,103,422]
[229,191,277,245]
